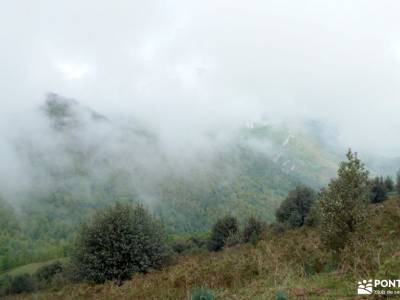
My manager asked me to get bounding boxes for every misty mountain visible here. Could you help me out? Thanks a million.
[2,94,341,236]
[2,94,399,272]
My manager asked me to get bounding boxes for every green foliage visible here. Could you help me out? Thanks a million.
[170,234,208,255]
[319,150,370,252]
[384,176,394,192]
[276,186,316,227]
[376,258,400,280]
[9,273,36,294]
[369,176,387,203]
[242,216,264,244]
[276,290,287,300]
[190,287,215,300]
[208,216,239,251]
[35,261,64,288]
[304,201,321,227]
[0,275,12,296]
[396,170,400,194]
[73,203,170,284]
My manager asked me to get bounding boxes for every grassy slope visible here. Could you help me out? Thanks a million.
[6,196,400,300]
[1,258,68,278]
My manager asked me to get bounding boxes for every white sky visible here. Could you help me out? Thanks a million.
[1,0,400,156]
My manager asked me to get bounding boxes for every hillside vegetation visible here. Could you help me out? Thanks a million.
[4,194,400,299]
[0,94,340,271]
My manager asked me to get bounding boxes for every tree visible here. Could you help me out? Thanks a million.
[242,216,265,244]
[73,203,170,284]
[384,176,394,192]
[276,186,316,227]
[370,176,387,203]
[208,216,239,251]
[396,171,400,194]
[320,150,370,252]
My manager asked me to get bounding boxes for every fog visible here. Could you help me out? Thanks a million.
[1,1,400,202]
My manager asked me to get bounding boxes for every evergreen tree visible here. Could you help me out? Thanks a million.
[320,150,370,252]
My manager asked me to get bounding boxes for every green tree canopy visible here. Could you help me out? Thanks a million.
[208,216,239,251]
[276,186,316,227]
[73,203,170,284]
[320,150,370,252]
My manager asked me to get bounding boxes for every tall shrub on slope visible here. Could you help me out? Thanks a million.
[276,186,316,228]
[208,216,239,251]
[73,203,170,284]
[320,150,370,252]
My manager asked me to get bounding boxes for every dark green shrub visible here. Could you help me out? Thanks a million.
[190,287,215,300]
[396,170,400,194]
[171,234,208,255]
[190,235,208,249]
[276,290,287,300]
[34,261,64,288]
[370,176,387,203]
[304,201,321,227]
[242,216,265,244]
[208,216,239,251]
[10,273,35,294]
[171,238,192,254]
[276,186,316,227]
[224,231,241,247]
[0,275,12,296]
[384,176,394,192]
[73,203,170,284]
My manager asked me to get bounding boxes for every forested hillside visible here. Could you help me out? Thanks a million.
[0,94,341,272]
[0,94,397,275]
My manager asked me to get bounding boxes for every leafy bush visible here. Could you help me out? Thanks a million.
[34,261,64,288]
[369,176,387,203]
[0,275,12,296]
[396,170,400,194]
[276,290,287,300]
[276,186,316,227]
[224,231,242,247]
[320,150,370,252]
[208,216,239,251]
[9,273,35,294]
[73,203,170,284]
[304,201,321,227]
[384,176,394,192]
[190,287,215,300]
[171,234,208,255]
[242,216,265,244]
[171,238,193,254]
[376,257,400,280]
